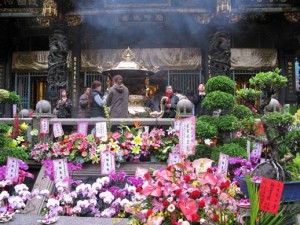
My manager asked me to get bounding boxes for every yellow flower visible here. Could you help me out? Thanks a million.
[20,122,28,131]
[133,136,142,146]
[90,154,100,164]
[97,144,107,152]
[16,136,24,144]
[132,146,140,155]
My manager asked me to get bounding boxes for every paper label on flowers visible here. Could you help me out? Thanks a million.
[135,167,148,178]
[179,116,196,155]
[53,158,69,183]
[40,118,49,134]
[5,157,19,182]
[173,120,181,131]
[77,122,88,136]
[251,142,263,159]
[101,151,115,175]
[12,104,17,117]
[218,153,229,174]
[96,122,107,140]
[144,126,149,134]
[53,122,64,138]
[168,153,181,166]
[259,177,284,214]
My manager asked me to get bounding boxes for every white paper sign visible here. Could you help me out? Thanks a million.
[247,140,251,160]
[5,157,19,182]
[77,122,88,136]
[144,126,149,134]
[53,158,69,183]
[135,167,148,178]
[40,118,49,134]
[96,122,107,139]
[53,122,64,138]
[179,116,196,156]
[101,151,116,175]
[218,153,229,174]
[251,142,263,159]
[173,120,181,131]
[12,104,17,117]
[168,153,181,166]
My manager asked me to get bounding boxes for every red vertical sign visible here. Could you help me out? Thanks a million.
[259,177,284,214]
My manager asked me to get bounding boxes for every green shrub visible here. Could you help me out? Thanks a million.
[232,105,253,120]
[196,121,217,140]
[198,115,218,127]
[0,123,10,133]
[0,147,29,165]
[231,137,248,149]
[211,143,248,162]
[236,88,261,104]
[7,91,20,104]
[217,115,240,132]
[187,144,214,161]
[202,91,235,111]
[205,75,235,94]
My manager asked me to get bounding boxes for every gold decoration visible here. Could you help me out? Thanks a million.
[122,47,135,61]
[284,12,300,23]
[65,15,82,26]
[42,0,57,17]
[36,17,51,27]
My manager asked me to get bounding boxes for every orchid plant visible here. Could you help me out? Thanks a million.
[0,160,34,222]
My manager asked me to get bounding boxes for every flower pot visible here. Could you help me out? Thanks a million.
[236,176,300,202]
[150,155,159,162]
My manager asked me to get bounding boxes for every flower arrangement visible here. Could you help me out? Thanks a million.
[0,160,34,222]
[38,171,143,223]
[126,162,239,225]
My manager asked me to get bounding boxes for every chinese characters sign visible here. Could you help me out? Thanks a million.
[250,142,263,159]
[179,116,196,156]
[53,122,64,138]
[77,122,88,136]
[40,118,49,134]
[5,157,19,182]
[96,122,107,140]
[53,158,69,183]
[168,153,181,166]
[259,177,284,214]
[217,153,229,174]
[100,151,115,175]
[0,0,41,8]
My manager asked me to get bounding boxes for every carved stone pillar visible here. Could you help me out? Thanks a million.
[46,20,69,110]
[208,30,231,77]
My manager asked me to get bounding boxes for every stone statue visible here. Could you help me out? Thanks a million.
[46,20,69,109]
[208,31,231,76]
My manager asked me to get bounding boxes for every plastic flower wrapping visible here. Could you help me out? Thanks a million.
[126,162,239,225]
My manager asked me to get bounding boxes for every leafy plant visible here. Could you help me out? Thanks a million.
[205,75,235,94]
[249,68,287,98]
[202,91,235,111]
[196,120,217,140]
[7,91,20,104]
[187,144,214,161]
[211,143,247,161]
[232,105,253,120]
[236,88,262,104]
[198,115,219,127]
[217,115,240,132]
[0,147,29,165]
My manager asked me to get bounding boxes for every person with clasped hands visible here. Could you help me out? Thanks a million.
[192,83,206,117]
[56,89,72,118]
[162,85,179,118]
[90,81,107,118]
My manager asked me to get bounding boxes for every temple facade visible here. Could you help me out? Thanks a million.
[0,0,299,116]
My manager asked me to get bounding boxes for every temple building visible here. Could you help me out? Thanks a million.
[0,0,299,116]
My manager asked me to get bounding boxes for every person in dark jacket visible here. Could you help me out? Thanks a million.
[106,75,129,118]
[90,81,106,118]
[56,89,72,118]
[193,83,206,117]
[78,87,91,118]
[162,85,179,118]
